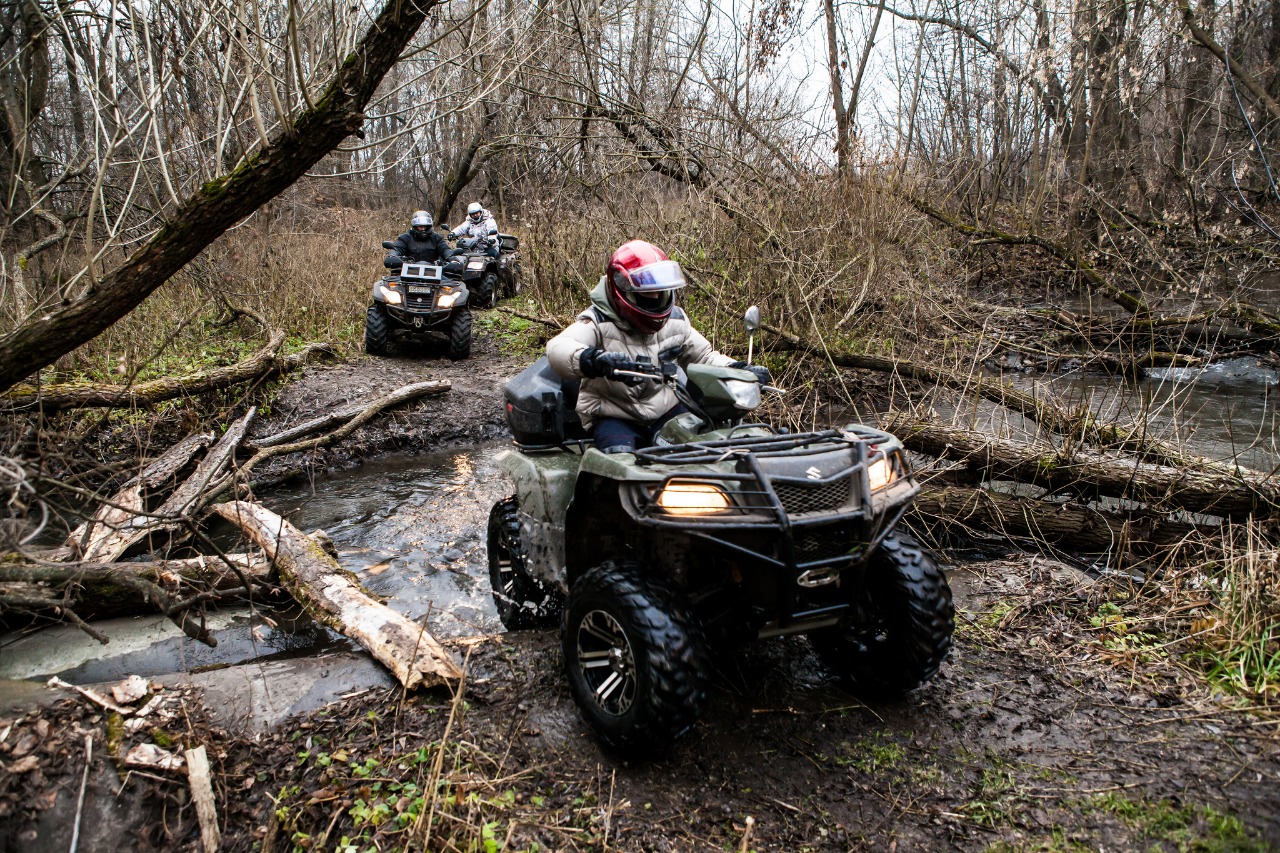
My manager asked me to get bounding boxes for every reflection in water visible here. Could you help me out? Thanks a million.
[1011,357,1278,472]
[264,444,511,637]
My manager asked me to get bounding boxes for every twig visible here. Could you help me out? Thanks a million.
[69,734,93,853]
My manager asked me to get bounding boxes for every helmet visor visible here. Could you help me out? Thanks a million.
[630,289,673,313]
[619,260,686,292]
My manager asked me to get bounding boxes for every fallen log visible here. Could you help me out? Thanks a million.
[765,322,1258,479]
[911,484,1209,554]
[0,552,272,619]
[211,500,462,689]
[67,431,214,555]
[80,410,255,562]
[1,334,336,411]
[496,306,563,329]
[887,412,1279,518]
[226,380,452,486]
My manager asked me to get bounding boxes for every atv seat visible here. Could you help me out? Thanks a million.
[503,357,588,449]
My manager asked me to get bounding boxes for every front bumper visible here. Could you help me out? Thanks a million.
[624,428,919,633]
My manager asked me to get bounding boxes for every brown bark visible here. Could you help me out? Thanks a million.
[887,413,1279,518]
[0,0,441,394]
[79,410,255,562]
[2,336,336,411]
[1180,0,1280,125]
[911,485,1207,553]
[211,501,462,689]
[0,552,272,619]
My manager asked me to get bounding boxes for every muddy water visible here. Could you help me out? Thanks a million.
[262,444,511,634]
[993,356,1279,471]
[0,445,513,685]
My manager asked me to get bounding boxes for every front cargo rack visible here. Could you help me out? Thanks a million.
[633,425,893,466]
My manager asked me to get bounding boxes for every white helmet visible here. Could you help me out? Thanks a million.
[467,202,484,223]
[410,210,432,235]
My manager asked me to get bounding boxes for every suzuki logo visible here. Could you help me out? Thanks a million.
[805,466,822,480]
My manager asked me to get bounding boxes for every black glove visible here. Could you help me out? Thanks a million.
[579,348,641,383]
[730,361,771,385]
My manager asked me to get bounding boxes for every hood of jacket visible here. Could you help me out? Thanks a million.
[588,277,633,332]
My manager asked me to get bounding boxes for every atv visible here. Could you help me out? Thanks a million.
[365,243,471,359]
[446,231,522,309]
[486,308,954,753]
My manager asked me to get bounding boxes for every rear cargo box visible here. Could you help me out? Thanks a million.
[503,357,586,447]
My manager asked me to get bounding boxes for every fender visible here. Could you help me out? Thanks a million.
[496,448,581,589]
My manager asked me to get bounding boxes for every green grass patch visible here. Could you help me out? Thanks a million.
[1087,791,1264,852]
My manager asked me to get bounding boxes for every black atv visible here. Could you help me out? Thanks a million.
[486,308,955,753]
[446,232,522,309]
[365,242,471,360]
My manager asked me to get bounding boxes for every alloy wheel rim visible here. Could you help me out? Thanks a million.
[575,609,636,716]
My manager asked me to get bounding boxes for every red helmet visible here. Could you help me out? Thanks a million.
[605,240,687,335]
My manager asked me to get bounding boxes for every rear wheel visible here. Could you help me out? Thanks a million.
[447,307,472,360]
[505,262,522,297]
[482,272,500,308]
[364,305,389,356]
[562,562,707,754]
[810,532,953,697]
[486,497,560,629]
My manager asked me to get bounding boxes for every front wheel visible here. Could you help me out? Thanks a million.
[810,532,954,697]
[482,272,500,309]
[487,498,560,629]
[447,308,472,360]
[562,562,707,754]
[364,305,389,356]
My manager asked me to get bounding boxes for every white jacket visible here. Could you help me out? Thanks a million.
[450,211,498,240]
[546,278,735,427]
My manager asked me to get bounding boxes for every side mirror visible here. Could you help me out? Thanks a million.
[439,223,450,231]
[744,305,761,334]
[382,240,395,250]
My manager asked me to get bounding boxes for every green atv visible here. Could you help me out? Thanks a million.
[487,309,954,753]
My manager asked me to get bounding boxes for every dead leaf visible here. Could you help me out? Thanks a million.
[8,756,39,774]
[112,675,149,705]
[33,790,57,810]
[365,561,392,576]
[124,743,184,771]
[1191,617,1218,635]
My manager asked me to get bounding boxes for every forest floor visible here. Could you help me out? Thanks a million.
[2,327,1279,852]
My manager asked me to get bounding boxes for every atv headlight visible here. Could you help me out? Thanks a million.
[437,287,462,308]
[867,457,897,491]
[378,284,403,305]
[655,482,732,515]
[466,257,487,271]
[724,379,762,411]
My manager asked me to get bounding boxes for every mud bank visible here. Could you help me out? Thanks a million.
[2,338,1279,851]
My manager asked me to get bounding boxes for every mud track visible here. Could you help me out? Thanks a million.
[3,335,1278,851]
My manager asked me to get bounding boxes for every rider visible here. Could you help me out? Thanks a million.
[386,210,453,267]
[547,240,770,454]
[450,202,500,259]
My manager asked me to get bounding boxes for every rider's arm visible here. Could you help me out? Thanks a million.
[547,318,603,378]
[680,324,737,369]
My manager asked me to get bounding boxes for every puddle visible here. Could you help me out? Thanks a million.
[0,444,514,686]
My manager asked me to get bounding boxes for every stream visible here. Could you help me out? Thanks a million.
[1,357,1275,688]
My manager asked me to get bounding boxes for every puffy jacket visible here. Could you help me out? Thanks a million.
[389,230,452,265]
[546,278,735,427]
[450,212,499,240]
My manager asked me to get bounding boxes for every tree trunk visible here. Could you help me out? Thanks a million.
[211,501,462,689]
[887,413,1279,518]
[3,336,334,411]
[0,553,272,620]
[0,0,442,394]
